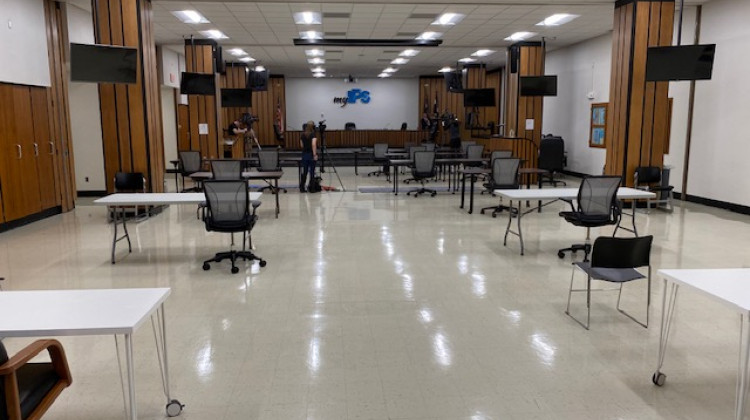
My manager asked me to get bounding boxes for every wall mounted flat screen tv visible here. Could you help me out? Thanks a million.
[180,72,216,95]
[463,88,496,107]
[443,71,463,92]
[70,43,137,84]
[248,70,268,91]
[221,88,252,107]
[520,76,557,96]
[645,44,716,81]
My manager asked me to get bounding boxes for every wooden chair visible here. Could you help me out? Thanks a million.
[0,339,72,420]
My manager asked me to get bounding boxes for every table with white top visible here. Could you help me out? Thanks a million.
[94,192,262,263]
[653,269,750,420]
[190,170,283,218]
[0,288,182,420]
[493,187,656,255]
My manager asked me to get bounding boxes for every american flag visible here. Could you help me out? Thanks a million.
[275,97,284,134]
[433,92,439,115]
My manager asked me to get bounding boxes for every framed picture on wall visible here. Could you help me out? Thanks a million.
[589,103,608,148]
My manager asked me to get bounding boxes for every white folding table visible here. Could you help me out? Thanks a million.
[493,187,655,255]
[0,288,182,420]
[654,269,750,420]
[94,192,262,263]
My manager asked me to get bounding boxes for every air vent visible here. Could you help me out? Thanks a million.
[383,50,401,53]
[327,50,344,54]
[323,12,351,19]
[408,13,435,19]
[326,58,341,62]
[376,58,392,62]
[324,32,347,37]
[396,32,420,37]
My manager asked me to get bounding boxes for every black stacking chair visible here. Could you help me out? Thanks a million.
[178,150,202,192]
[367,143,390,180]
[538,136,566,187]
[481,158,521,216]
[112,172,148,221]
[257,150,286,193]
[407,151,437,197]
[566,235,653,330]
[0,339,72,420]
[558,176,622,261]
[202,180,266,273]
[634,166,674,212]
[344,122,356,130]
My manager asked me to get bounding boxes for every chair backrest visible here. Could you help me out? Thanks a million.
[258,150,280,171]
[538,136,565,172]
[466,144,484,159]
[635,166,662,184]
[461,141,476,156]
[491,150,512,161]
[576,176,622,217]
[179,151,202,174]
[211,160,242,180]
[413,151,436,177]
[0,340,8,364]
[409,146,426,161]
[400,122,407,130]
[203,180,249,228]
[373,143,388,158]
[404,142,416,151]
[423,142,436,152]
[591,235,653,269]
[345,122,356,130]
[491,158,520,189]
[114,172,145,192]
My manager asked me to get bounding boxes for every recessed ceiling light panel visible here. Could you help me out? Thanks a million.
[416,32,442,40]
[239,57,255,63]
[311,66,325,73]
[536,13,580,27]
[432,13,464,26]
[437,67,454,73]
[294,11,322,25]
[504,32,537,41]
[305,49,325,57]
[172,10,209,24]
[391,58,409,65]
[300,31,323,40]
[228,48,247,56]
[458,57,476,63]
[254,65,266,72]
[400,49,420,57]
[200,29,228,39]
[313,72,326,78]
[383,67,398,73]
[471,49,495,57]
[308,58,325,64]
[378,73,391,78]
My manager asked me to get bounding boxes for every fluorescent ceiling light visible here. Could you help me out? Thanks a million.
[504,32,536,41]
[308,58,325,64]
[437,66,454,73]
[536,13,580,27]
[432,13,464,26]
[239,57,255,63]
[300,31,323,40]
[294,11,322,25]
[171,10,209,24]
[416,32,442,40]
[383,67,398,73]
[228,48,247,56]
[378,73,391,78]
[471,49,495,57]
[311,66,325,73]
[391,58,409,65]
[254,66,266,72]
[305,49,325,57]
[458,57,476,63]
[313,72,326,78]
[400,49,420,57]
[200,30,228,40]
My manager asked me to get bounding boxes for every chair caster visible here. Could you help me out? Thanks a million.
[166,399,184,417]
[492,213,497,218]
[431,192,436,197]
[480,210,485,214]
[652,372,666,386]
[202,263,210,271]
[558,251,565,259]
[231,266,239,274]
[259,260,267,267]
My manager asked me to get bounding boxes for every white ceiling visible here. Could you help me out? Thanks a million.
[152,1,706,78]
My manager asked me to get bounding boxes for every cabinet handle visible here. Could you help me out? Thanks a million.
[16,144,22,159]
[34,143,39,157]
[49,141,55,155]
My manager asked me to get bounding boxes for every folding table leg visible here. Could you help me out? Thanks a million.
[736,314,750,420]
[653,280,679,387]
[152,304,184,417]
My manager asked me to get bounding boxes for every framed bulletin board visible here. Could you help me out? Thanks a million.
[589,103,607,148]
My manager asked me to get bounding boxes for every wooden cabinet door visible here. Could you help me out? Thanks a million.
[0,84,28,222]
[12,86,42,219]
[177,104,189,151]
[30,87,59,210]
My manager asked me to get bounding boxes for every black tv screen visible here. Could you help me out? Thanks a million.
[248,70,268,91]
[463,88,495,107]
[180,72,216,95]
[443,71,463,92]
[520,76,558,96]
[70,43,137,84]
[646,44,716,81]
[221,88,252,107]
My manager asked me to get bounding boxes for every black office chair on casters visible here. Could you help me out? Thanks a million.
[257,150,287,193]
[367,143,390,180]
[407,151,437,197]
[211,160,242,180]
[538,136,567,187]
[178,150,202,192]
[202,180,266,274]
[558,176,622,261]
[481,158,521,217]
[565,235,653,330]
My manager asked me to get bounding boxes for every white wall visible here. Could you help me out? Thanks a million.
[159,47,180,89]
[161,87,178,165]
[0,0,50,87]
[543,33,612,175]
[66,4,106,191]
[285,78,418,131]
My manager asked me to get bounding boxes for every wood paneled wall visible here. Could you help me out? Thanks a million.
[605,0,674,186]
[93,0,165,193]
[284,130,424,149]
[418,76,467,144]
[184,39,220,160]
[253,76,286,148]
[465,64,501,130]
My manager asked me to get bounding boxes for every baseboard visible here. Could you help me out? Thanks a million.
[674,192,750,216]
[561,170,588,178]
[77,190,107,197]
[0,207,62,233]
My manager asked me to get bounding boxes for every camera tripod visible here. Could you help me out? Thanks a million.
[317,121,345,191]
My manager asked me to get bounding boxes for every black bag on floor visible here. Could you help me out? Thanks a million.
[308,176,322,193]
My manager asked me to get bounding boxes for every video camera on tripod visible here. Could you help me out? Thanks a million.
[240,112,259,127]
[317,119,326,133]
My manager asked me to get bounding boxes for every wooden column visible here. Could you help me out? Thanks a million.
[605,0,674,186]
[184,39,220,160]
[93,0,164,193]
[252,76,286,148]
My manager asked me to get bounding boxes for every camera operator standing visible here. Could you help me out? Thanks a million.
[299,121,318,192]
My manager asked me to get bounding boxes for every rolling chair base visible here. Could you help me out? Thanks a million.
[407,187,436,197]
[203,250,266,274]
[480,204,513,218]
[558,243,591,261]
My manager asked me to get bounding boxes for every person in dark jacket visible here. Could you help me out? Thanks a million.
[299,121,318,192]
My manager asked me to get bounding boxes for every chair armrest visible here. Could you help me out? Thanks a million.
[0,339,71,383]
[560,198,575,211]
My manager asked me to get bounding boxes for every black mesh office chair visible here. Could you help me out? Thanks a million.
[211,160,242,180]
[634,166,674,212]
[538,136,566,187]
[558,176,622,261]
[480,158,520,216]
[566,235,653,330]
[403,146,426,184]
[400,122,407,130]
[367,143,390,180]
[479,150,513,187]
[178,150,202,192]
[344,122,356,130]
[257,150,286,193]
[460,141,477,157]
[465,144,485,168]
[0,339,72,420]
[407,151,437,197]
[202,180,266,273]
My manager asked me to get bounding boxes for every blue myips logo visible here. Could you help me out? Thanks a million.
[333,89,370,107]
